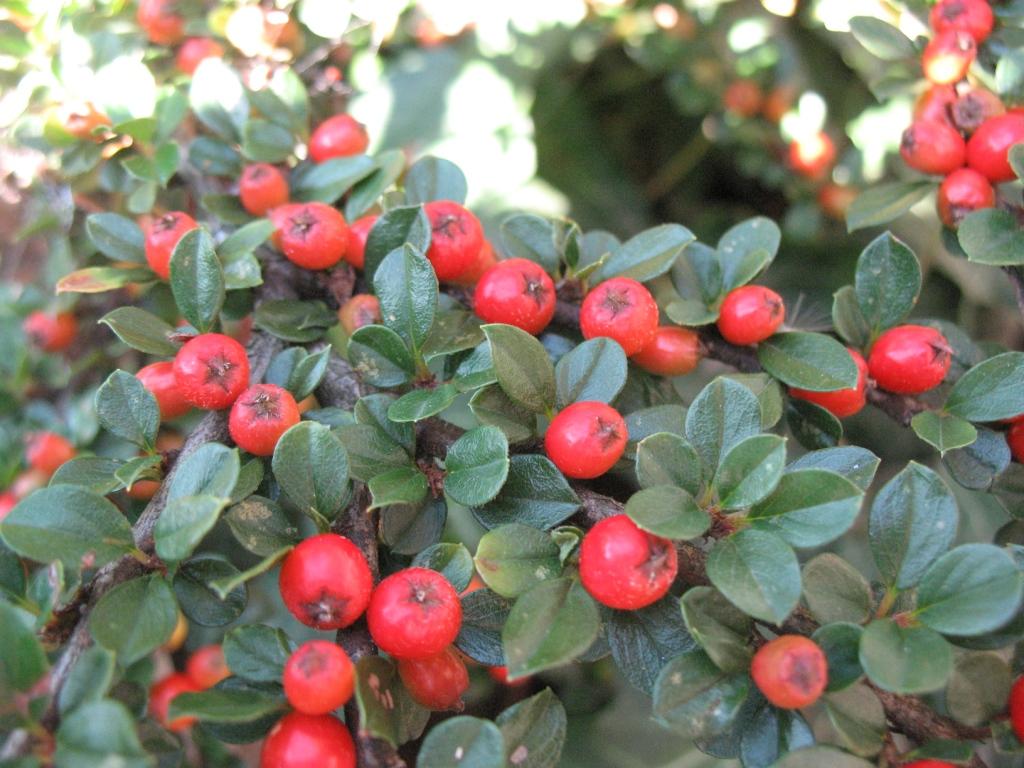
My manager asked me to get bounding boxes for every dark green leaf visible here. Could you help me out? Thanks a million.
[169,688,285,723]
[368,467,428,509]
[606,597,696,693]
[944,427,1010,490]
[189,137,242,177]
[58,646,115,714]
[404,156,468,205]
[374,244,437,353]
[90,575,178,665]
[419,717,505,768]
[911,411,978,455]
[824,684,886,757]
[747,469,864,548]
[167,443,239,501]
[849,16,917,59]
[293,156,377,203]
[846,182,934,233]
[680,586,753,673]
[49,457,124,495]
[599,224,694,282]
[554,338,627,409]
[457,588,513,666]
[759,332,858,391]
[946,652,1013,727]
[219,219,275,260]
[472,454,579,530]
[685,377,761,473]
[652,649,750,739]
[813,622,865,692]
[154,495,228,563]
[445,426,510,507]
[859,619,952,693]
[0,602,48,692]
[959,208,1024,265]
[946,352,1024,421]
[241,119,294,163]
[380,498,446,555]
[706,529,801,624]
[86,213,145,263]
[412,542,474,592]
[99,307,179,356]
[364,205,432,281]
[854,232,921,335]
[635,432,703,495]
[832,286,872,348]
[95,370,159,449]
[786,446,879,492]
[713,434,786,510]
[475,524,562,598]
[625,485,709,540]
[770,747,874,768]
[55,700,148,768]
[802,553,873,625]
[272,421,349,520]
[347,324,415,387]
[223,624,293,683]
[345,150,405,219]
[469,385,536,443]
[484,324,556,414]
[786,398,843,451]
[495,688,566,768]
[336,423,411,482]
[387,384,458,423]
[717,217,780,291]
[500,214,560,274]
[170,228,224,334]
[173,555,248,627]
[254,299,337,342]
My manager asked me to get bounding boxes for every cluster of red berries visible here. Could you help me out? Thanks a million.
[150,644,230,732]
[0,431,79,520]
[899,0,1024,228]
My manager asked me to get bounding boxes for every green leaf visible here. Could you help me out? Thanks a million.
[404,155,468,205]
[368,467,428,509]
[170,228,224,334]
[832,286,872,348]
[219,219,275,260]
[944,427,1010,491]
[680,586,753,673]
[770,747,874,768]
[190,137,243,177]
[495,688,566,768]
[666,241,721,321]
[911,411,977,455]
[652,649,750,739]
[347,324,415,387]
[293,155,377,203]
[223,624,294,683]
[786,398,843,451]
[254,299,337,343]
[412,543,475,593]
[95,370,159,449]
[473,454,579,530]
[55,700,148,768]
[869,462,958,589]
[419,717,505,768]
[241,118,294,163]
[56,265,154,294]
[189,58,248,142]
[824,684,886,757]
[99,307,179,356]
[169,688,285,723]
[173,555,248,627]
[500,214,560,274]
[345,150,406,219]
[554,338,627,409]
[946,652,1013,727]
[86,213,145,263]
[625,485,709,540]
[914,544,1024,637]
[996,49,1024,105]
[747,469,864,548]
[0,602,48,692]
[423,310,485,361]
[387,384,459,422]
[946,352,1024,421]
[502,578,600,678]
[685,377,762,473]
[475,524,562,598]
[58,646,115,714]
[364,205,432,281]
[706,529,801,624]
[484,324,556,413]
[958,208,1024,265]
[209,548,288,600]
[606,597,696,693]
[223,247,261,288]
[787,446,879,492]
[167,443,240,501]
[49,457,125,495]
[854,232,921,336]
[469,385,536,443]
[813,622,865,692]
[1,486,133,570]
[154,495,229,563]
[739,706,815,767]
[374,244,437,354]
[849,16,917,60]
[758,332,858,391]
[354,656,430,747]
[846,181,934,233]
[445,426,510,507]
[380,497,446,556]
[189,678,283,744]
[336,424,411,482]
[599,224,694,282]
[457,588,513,666]
[717,217,780,291]
[859,619,953,694]
[355,394,415,452]
[713,434,786,510]
[272,421,350,520]
[635,432,703,496]
[90,575,178,665]
[801,553,872,625]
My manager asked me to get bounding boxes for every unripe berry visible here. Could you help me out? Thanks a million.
[23,311,77,353]
[930,0,994,43]
[952,89,1005,135]
[424,201,485,281]
[579,514,678,610]
[338,294,381,334]
[967,114,1024,182]
[278,534,373,630]
[1008,420,1024,463]
[260,712,356,768]
[900,121,966,176]
[185,645,230,689]
[239,164,289,217]
[790,348,869,418]
[228,384,300,456]
[26,432,76,477]
[723,79,762,118]
[937,168,995,228]
[544,401,628,480]
[145,212,198,280]
[579,277,659,356]
[750,635,828,709]
[137,0,185,45]
[473,258,556,335]
[173,333,250,410]
[867,325,952,395]
[717,285,785,346]
[308,115,369,163]
[283,640,355,715]
[345,214,377,269]
[149,673,201,732]
[127,479,161,501]
[922,30,976,85]
[367,568,462,660]
[137,362,192,421]
[397,646,470,710]
[274,203,350,270]
[1010,674,1024,741]
[631,326,702,377]
[787,132,836,179]
[175,37,224,75]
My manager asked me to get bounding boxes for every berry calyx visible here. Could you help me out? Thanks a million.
[150,673,201,732]
[716,285,785,346]
[1010,674,1024,741]
[473,258,557,335]
[1008,420,1024,463]
[228,383,300,456]
[278,534,373,630]
[137,0,185,45]
[922,30,977,85]
[750,635,828,709]
[345,214,377,270]
[937,168,995,228]
[26,432,76,477]
[579,277,659,356]
[366,567,462,660]
[145,212,198,280]
[275,203,350,270]
[867,324,952,395]
[930,0,994,43]
[397,646,470,711]
[283,640,355,715]
[790,348,868,418]
[260,712,356,768]
[631,326,702,377]
[900,121,966,176]
[137,361,192,421]
[175,37,224,75]
[544,401,628,480]
[308,115,369,163]
[579,514,678,610]
[951,89,1005,135]
[787,132,836,179]
[424,201,485,281]
[239,164,289,217]
[23,311,77,352]
[338,294,381,335]
[185,645,230,689]
[966,113,1024,182]
[173,333,250,410]
[723,79,762,118]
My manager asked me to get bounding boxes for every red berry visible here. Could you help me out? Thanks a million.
[544,401,628,480]
[723,79,763,118]
[308,115,369,164]
[579,514,677,610]
[239,164,289,217]
[173,333,250,410]
[952,89,1005,135]
[338,294,381,335]
[867,325,952,395]
[345,214,377,269]
[452,239,499,287]
[790,348,868,418]
[26,432,76,477]
[175,37,224,75]
[1008,420,1024,463]
[579,277,658,356]
[366,568,462,660]
[922,30,977,85]
[914,84,957,126]
[23,311,77,352]
[818,183,858,221]
[279,534,373,630]
[473,258,556,335]
[228,384,300,456]
[930,0,994,43]
[424,201,485,281]
[150,673,201,732]
[260,712,355,768]
[632,326,702,377]
[137,0,185,45]
[787,132,836,179]
[145,212,198,280]
[967,114,1024,182]
[902,761,957,768]
[900,121,966,175]
[397,646,470,710]
[937,168,995,228]
[751,635,828,709]
[275,203,350,270]
[283,640,355,715]
[1010,675,1024,741]
[185,645,230,689]
[717,285,785,346]
[137,362,192,421]
[0,492,16,522]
